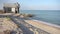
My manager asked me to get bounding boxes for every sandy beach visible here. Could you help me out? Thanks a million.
[25,20,60,34]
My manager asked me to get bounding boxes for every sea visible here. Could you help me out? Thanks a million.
[20,10,60,26]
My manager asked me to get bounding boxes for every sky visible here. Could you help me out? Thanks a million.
[0,0,60,10]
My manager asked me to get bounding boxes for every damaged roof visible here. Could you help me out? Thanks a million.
[3,3,20,8]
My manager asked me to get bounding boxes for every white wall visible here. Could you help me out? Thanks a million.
[12,8,15,13]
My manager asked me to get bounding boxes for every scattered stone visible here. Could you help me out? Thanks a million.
[0,32,5,34]
[0,18,23,34]
[4,30,11,34]
[10,28,23,34]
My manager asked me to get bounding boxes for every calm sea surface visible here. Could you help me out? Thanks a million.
[20,10,60,26]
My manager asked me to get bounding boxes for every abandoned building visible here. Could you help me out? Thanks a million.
[3,3,20,13]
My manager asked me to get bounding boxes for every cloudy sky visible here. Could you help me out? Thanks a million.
[0,0,60,10]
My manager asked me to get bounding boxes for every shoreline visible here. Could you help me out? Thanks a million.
[24,20,60,34]
[29,18,60,28]
[33,20,60,28]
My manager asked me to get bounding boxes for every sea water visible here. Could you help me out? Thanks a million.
[20,10,60,26]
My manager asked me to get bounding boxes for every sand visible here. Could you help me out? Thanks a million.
[24,20,60,34]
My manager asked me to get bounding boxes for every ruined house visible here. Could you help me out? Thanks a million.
[3,3,20,13]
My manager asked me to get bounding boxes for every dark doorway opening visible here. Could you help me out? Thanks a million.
[15,11,18,13]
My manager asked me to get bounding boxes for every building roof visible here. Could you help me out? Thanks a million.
[3,3,20,8]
